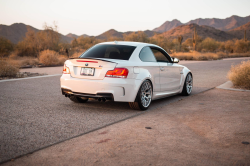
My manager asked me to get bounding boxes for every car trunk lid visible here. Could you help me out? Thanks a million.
[67,58,118,80]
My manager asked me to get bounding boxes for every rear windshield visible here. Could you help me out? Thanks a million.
[79,44,136,60]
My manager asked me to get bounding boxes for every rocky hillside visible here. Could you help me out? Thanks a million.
[227,22,250,40]
[187,15,250,31]
[0,23,38,44]
[95,29,157,40]
[153,19,183,33]
[159,24,236,41]
[66,33,89,39]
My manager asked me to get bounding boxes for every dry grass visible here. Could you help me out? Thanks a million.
[0,60,19,77]
[8,53,39,67]
[171,51,250,61]
[228,60,250,89]
[39,50,67,66]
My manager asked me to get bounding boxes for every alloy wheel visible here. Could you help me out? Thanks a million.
[186,74,193,94]
[140,81,152,108]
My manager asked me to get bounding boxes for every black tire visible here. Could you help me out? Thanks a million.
[181,72,193,96]
[129,80,152,111]
[69,96,88,103]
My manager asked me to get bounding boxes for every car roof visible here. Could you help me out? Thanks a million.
[98,41,158,47]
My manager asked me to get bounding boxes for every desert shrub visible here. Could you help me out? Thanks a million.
[0,60,19,77]
[8,52,19,60]
[39,50,60,66]
[7,56,40,67]
[71,52,82,58]
[224,40,235,53]
[0,37,14,58]
[197,37,219,52]
[76,36,99,50]
[228,60,250,89]
[69,47,86,58]
[20,58,39,66]
[234,40,250,53]
[58,55,68,65]
[171,51,220,60]
[124,31,149,43]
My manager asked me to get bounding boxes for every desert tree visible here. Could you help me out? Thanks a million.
[71,38,78,48]
[244,30,247,42]
[42,21,60,51]
[177,35,183,51]
[192,27,198,51]
[0,37,14,58]
[16,27,38,57]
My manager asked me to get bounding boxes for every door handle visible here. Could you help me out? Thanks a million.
[160,67,165,71]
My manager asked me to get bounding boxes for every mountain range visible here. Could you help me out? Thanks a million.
[0,23,72,44]
[0,15,249,44]
[153,15,250,33]
[159,24,236,41]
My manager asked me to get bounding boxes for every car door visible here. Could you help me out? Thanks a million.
[150,47,182,92]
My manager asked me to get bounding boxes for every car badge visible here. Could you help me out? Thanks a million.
[85,63,88,66]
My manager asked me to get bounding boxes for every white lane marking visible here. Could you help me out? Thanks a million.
[0,74,62,83]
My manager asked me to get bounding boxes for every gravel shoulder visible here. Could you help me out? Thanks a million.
[3,88,250,166]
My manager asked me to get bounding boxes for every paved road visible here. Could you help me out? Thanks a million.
[0,57,249,163]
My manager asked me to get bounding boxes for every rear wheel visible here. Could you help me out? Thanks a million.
[181,73,193,96]
[70,96,89,103]
[129,80,152,111]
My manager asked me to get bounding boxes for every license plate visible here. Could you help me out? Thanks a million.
[80,67,95,76]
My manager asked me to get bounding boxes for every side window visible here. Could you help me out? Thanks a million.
[139,47,157,62]
[151,48,170,63]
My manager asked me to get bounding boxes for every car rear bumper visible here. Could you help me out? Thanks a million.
[61,88,114,100]
[60,74,142,102]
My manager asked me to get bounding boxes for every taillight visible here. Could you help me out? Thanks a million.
[63,64,70,74]
[105,68,129,78]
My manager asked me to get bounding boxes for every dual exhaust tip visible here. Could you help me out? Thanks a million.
[98,98,106,102]
[65,94,71,98]
[64,93,106,102]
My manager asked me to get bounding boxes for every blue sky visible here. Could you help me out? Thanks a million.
[0,0,250,36]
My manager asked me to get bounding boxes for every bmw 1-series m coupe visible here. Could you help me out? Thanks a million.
[60,41,193,110]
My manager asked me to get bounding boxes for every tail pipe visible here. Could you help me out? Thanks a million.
[97,98,106,102]
[65,94,71,98]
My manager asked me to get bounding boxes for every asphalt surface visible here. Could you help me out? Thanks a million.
[0,57,250,163]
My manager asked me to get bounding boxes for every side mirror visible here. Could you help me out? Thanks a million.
[173,58,179,63]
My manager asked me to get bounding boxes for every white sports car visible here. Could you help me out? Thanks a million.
[60,41,193,110]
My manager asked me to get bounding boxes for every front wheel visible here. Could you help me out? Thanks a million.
[181,73,193,96]
[129,80,152,111]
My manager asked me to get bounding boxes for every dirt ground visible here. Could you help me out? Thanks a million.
[2,88,250,166]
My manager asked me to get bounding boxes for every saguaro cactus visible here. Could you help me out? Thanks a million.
[192,27,198,51]
[244,30,247,42]
[178,35,183,51]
